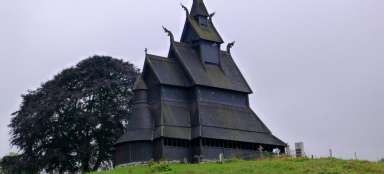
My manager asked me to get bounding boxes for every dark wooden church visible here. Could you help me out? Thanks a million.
[114,0,286,166]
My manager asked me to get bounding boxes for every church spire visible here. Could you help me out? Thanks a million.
[190,0,209,17]
[180,0,223,44]
[179,0,224,65]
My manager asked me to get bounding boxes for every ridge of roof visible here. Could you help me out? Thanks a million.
[144,53,192,87]
[146,54,176,63]
[146,54,167,60]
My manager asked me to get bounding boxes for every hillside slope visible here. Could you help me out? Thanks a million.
[91,158,384,174]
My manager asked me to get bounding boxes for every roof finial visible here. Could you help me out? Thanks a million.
[227,41,235,54]
[144,48,148,55]
[209,12,215,21]
[181,3,189,16]
[162,26,174,42]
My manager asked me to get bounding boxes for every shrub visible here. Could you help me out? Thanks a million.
[261,152,274,158]
[148,161,172,173]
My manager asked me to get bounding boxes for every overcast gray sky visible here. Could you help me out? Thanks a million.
[1,0,383,160]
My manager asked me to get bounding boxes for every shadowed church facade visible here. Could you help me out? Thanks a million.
[114,0,286,165]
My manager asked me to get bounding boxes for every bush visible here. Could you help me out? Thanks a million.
[0,154,28,174]
[148,161,172,173]
[261,152,274,158]
[379,158,384,163]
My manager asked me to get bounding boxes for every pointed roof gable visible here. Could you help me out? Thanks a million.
[144,54,192,87]
[171,42,252,93]
[133,75,148,90]
[187,16,224,43]
[190,0,209,17]
[180,0,224,43]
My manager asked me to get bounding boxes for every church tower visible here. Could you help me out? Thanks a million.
[180,0,223,64]
[114,0,286,166]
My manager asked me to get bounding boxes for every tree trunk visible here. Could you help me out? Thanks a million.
[82,159,90,173]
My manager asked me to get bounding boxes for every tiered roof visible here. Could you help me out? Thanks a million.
[116,0,286,147]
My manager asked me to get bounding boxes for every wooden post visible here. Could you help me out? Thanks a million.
[219,153,224,163]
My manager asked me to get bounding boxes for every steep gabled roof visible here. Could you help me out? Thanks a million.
[187,16,224,43]
[133,75,148,90]
[181,0,224,43]
[144,54,192,87]
[190,0,209,17]
[171,42,252,93]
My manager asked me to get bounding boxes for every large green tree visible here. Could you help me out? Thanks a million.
[9,56,140,173]
[0,153,27,174]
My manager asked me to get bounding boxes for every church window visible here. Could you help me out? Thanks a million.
[200,41,220,64]
[198,16,209,28]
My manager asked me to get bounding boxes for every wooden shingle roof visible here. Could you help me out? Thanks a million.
[145,54,192,87]
[190,0,209,17]
[172,42,252,93]
[186,15,224,43]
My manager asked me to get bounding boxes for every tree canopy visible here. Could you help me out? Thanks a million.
[0,153,27,174]
[9,56,140,173]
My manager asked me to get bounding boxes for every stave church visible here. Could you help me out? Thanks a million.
[114,0,286,166]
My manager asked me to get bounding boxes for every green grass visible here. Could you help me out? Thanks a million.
[91,158,384,174]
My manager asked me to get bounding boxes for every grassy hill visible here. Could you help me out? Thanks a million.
[91,158,384,174]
